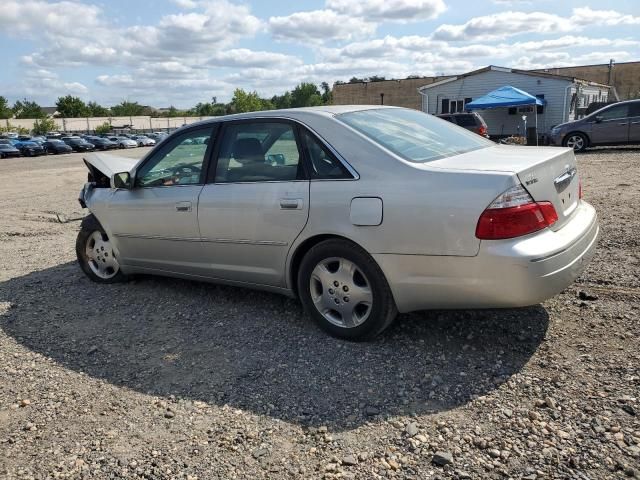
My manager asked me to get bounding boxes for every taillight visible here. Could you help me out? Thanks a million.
[476,185,558,240]
[477,125,487,136]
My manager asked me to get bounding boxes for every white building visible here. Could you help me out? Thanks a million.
[418,66,611,136]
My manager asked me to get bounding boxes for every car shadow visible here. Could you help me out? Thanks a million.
[578,145,640,155]
[0,262,549,430]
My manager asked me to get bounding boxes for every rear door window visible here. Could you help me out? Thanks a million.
[301,130,352,179]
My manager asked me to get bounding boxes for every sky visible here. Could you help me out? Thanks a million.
[0,0,638,109]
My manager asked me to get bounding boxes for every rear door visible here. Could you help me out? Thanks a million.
[590,103,630,144]
[197,120,309,287]
[628,101,640,143]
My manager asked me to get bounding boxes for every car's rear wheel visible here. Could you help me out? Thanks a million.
[297,239,397,340]
[76,215,126,283]
[563,132,588,152]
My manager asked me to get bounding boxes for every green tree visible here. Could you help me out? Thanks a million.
[367,75,386,82]
[0,96,12,119]
[320,82,332,104]
[32,117,57,135]
[87,101,110,117]
[348,77,364,83]
[290,83,323,108]
[229,89,266,113]
[12,99,45,119]
[56,95,89,117]
[94,122,112,135]
[0,122,30,135]
[111,101,145,116]
[271,91,292,109]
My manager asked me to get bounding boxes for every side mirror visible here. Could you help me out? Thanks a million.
[111,171,133,189]
[594,115,603,123]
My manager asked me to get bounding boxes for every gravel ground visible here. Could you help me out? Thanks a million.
[0,147,638,479]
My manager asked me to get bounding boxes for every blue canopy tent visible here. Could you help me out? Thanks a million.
[464,85,546,145]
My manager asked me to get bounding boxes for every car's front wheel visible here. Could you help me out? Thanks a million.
[297,239,397,340]
[563,132,588,152]
[76,215,127,283]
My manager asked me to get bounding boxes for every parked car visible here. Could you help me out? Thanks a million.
[42,139,73,154]
[129,135,156,147]
[76,106,598,340]
[550,99,640,151]
[85,137,118,151]
[62,137,95,152]
[15,140,45,156]
[107,136,138,149]
[437,112,489,137]
[0,141,21,158]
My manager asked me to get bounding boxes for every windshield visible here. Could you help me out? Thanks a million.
[337,108,492,163]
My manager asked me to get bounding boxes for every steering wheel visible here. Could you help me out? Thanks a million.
[170,164,201,183]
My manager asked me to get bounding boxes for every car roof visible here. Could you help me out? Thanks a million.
[184,105,404,129]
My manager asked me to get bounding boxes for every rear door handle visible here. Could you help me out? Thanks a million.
[175,201,192,212]
[619,123,629,126]
[279,198,302,210]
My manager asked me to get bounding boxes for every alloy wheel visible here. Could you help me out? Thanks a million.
[309,257,373,328]
[565,135,584,151]
[85,231,120,279]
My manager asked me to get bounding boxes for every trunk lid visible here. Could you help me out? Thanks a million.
[425,145,581,230]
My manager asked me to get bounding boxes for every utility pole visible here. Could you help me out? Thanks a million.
[608,58,615,86]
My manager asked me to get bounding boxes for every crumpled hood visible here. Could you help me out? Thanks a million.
[84,152,139,178]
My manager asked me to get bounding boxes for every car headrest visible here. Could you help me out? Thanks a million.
[232,138,263,164]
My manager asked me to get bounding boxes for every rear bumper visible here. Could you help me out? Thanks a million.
[374,201,599,313]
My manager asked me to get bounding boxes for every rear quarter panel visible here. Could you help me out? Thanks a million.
[290,113,516,257]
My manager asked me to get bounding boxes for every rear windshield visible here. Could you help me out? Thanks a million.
[338,108,491,163]
[454,115,478,127]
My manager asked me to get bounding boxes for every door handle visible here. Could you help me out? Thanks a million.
[618,123,628,126]
[279,198,302,210]
[175,201,192,212]
[631,121,640,125]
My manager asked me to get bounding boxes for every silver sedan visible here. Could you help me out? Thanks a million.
[77,106,599,340]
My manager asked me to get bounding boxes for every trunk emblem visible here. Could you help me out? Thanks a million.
[554,167,577,192]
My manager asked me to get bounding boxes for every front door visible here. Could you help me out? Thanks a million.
[197,120,309,287]
[104,125,216,275]
[589,103,630,144]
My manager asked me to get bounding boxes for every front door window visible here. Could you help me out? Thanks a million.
[136,126,214,187]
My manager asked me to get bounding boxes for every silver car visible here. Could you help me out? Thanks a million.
[77,106,599,340]
[107,136,138,149]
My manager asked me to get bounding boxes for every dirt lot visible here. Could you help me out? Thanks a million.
[0,147,639,479]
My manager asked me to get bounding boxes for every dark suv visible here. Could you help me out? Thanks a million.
[436,112,488,137]
[550,99,640,151]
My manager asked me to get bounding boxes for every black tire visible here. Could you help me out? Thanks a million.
[76,214,127,284]
[119,144,124,149]
[297,239,397,340]
[563,132,588,152]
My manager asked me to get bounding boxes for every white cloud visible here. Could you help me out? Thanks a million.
[433,8,640,42]
[269,10,376,42]
[433,11,573,41]
[325,0,446,22]
[171,0,198,8]
[571,7,640,27]
[206,49,302,68]
[0,0,102,36]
